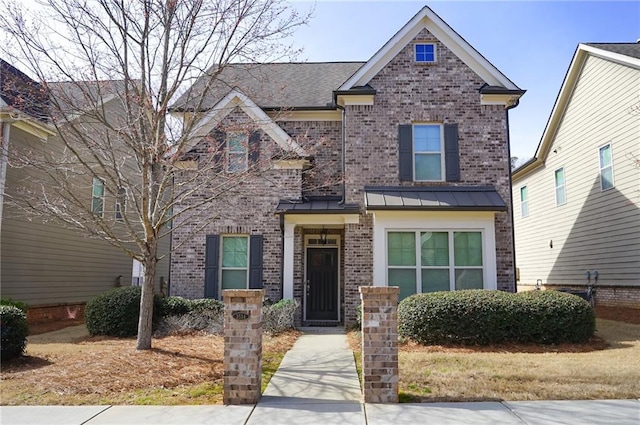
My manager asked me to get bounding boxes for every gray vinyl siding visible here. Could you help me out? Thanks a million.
[513,55,640,288]
[1,126,171,307]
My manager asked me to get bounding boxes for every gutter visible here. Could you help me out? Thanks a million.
[505,98,520,293]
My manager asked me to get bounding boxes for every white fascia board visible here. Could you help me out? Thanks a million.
[285,214,360,226]
[187,89,307,157]
[339,6,520,92]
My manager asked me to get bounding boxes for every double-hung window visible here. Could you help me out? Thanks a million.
[115,187,126,221]
[413,124,444,181]
[221,236,248,290]
[554,167,566,206]
[91,177,105,217]
[388,230,484,300]
[599,144,614,191]
[520,186,529,217]
[227,132,248,173]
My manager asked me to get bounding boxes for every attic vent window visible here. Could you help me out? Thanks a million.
[415,43,436,63]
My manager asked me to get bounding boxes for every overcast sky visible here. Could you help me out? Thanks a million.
[289,0,640,161]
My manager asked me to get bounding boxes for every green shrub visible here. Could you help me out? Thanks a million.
[1,305,29,361]
[156,296,193,317]
[188,298,224,315]
[1,298,28,313]
[85,286,164,337]
[154,298,224,336]
[263,299,299,335]
[398,290,595,346]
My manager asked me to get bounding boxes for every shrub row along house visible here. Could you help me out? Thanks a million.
[168,6,524,326]
[512,43,640,307]
[0,60,170,322]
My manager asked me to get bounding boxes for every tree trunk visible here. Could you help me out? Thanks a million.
[136,242,158,350]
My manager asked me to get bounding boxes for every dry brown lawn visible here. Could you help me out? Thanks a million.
[349,317,640,402]
[1,326,299,405]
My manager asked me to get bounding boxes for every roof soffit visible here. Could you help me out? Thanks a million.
[338,6,521,92]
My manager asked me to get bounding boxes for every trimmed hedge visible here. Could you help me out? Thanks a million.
[1,305,29,361]
[398,290,595,345]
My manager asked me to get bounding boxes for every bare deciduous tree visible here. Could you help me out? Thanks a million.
[0,0,311,350]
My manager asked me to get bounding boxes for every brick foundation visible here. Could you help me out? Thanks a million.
[26,303,85,324]
[360,286,399,403]
[518,284,640,309]
[223,289,263,405]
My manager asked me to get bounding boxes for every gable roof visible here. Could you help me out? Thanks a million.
[338,6,522,92]
[171,62,364,112]
[513,43,640,181]
[0,58,49,122]
[185,88,307,157]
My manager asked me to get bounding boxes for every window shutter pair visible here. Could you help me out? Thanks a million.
[398,123,460,182]
[212,130,261,172]
[204,234,263,299]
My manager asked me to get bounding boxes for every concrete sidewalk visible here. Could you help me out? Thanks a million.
[1,329,639,424]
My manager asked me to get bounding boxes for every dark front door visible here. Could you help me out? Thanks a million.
[306,248,338,321]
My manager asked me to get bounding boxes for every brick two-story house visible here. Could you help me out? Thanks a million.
[169,6,524,326]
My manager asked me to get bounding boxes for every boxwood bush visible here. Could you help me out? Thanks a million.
[398,289,595,345]
[1,305,29,361]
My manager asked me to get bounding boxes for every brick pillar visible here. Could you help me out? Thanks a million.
[360,286,399,403]
[223,289,264,405]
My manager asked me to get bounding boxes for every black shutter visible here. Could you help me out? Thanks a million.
[212,129,226,173]
[398,125,413,181]
[204,235,219,299]
[444,123,460,182]
[248,234,263,289]
[248,131,260,166]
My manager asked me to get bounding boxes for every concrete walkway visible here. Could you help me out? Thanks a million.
[2,329,639,424]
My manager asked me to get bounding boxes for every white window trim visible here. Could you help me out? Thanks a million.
[520,186,528,218]
[220,234,249,291]
[226,132,249,173]
[413,123,445,182]
[372,211,497,290]
[91,177,105,217]
[599,143,615,191]
[115,187,126,221]
[554,167,566,206]
[414,43,437,63]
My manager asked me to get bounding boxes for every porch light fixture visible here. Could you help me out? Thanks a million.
[320,228,328,245]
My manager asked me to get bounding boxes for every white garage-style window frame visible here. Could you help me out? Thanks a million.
[413,123,444,181]
[372,211,498,300]
[599,143,614,191]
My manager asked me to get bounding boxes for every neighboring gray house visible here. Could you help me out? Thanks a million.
[513,43,640,308]
[170,6,524,325]
[0,60,169,322]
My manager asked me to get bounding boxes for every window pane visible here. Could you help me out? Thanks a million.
[601,167,614,190]
[222,270,247,290]
[555,168,564,186]
[455,269,483,290]
[389,269,416,301]
[228,133,247,153]
[520,186,528,217]
[415,154,441,180]
[92,178,104,197]
[420,232,449,266]
[556,186,566,205]
[92,197,103,215]
[422,269,450,292]
[388,232,416,266]
[222,237,248,267]
[599,145,611,167]
[454,232,482,266]
[228,152,247,173]
[414,125,441,152]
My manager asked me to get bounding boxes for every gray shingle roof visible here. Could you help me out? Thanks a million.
[364,186,507,211]
[171,62,365,111]
[587,43,640,59]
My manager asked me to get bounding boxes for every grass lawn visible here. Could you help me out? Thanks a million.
[349,317,640,402]
[1,327,299,405]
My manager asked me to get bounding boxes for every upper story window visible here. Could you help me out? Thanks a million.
[413,124,444,181]
[115,187,126,221]
[91,177,105,217]
[554,167,566,206]
[415,43,436,63]
[599,143,614,191]
[227,132,249,173]
[387,230,484,301]
[221,235,249,290]
[520,186,528,217]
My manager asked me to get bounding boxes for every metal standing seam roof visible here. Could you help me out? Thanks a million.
[171,62,366,112]
[276,197,360,214]
[364,186,507,211]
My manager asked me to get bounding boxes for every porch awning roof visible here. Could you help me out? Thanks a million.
[276,196,360,214]
[364,186,507,211]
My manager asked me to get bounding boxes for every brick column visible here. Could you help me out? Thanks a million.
[223,289,264,405]
[359,286,399,403]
